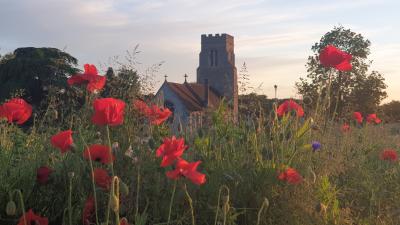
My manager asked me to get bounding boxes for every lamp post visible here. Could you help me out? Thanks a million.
[274,84,278,100]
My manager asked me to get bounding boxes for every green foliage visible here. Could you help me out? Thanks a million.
[379,100,400,122]
[296,26,387,117]
[0,47,78,105]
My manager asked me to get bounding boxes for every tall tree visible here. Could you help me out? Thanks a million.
[0,47,78,106]
[296,26,387,117]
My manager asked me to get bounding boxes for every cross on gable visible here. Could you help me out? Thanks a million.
[184,74,188,83]
[164,74,168,81]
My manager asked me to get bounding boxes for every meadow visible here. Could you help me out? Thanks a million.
[0,46,399,225]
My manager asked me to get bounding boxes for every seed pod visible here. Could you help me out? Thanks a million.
[110,195,119,213]
[120,181,129,196]
[6,200,16,216]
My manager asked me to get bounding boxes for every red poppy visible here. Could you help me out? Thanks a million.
[51,130,74,153]
[0,98,32,124]
[17,209,48,225]
[67,64,106,93]
[366,114,381,124]
[166,159,206,185]
[156,136,188,167]
[82,195,95,225]
[380,149,398,162]
[37,166,52,185]
[120,218,130,225]
[92,98,126,126]
[276,100,304,117]
[93,168,111,189]
[278,167,302,185]
[341,123,350,132]
[134,100,172,125]
[133,100,150,114]
[353,112,363,124]
[83,144,115,164]
[147,105,172,125]
[319,45,352,71]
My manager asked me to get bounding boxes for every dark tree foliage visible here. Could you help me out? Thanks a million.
[0,47,78,105]
[296,26,387,116]
[102,67,141,102]
[239,93,273,119]
[379,101,400,123]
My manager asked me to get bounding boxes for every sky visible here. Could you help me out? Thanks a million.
[0,0,399,101]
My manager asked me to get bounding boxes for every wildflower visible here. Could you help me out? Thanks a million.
[82,195,95,225]
[147,105,172,125]
[51,130,74,153]
[319,45,352,71]
[166,159,206,185]
[0,98,32,124]
[312,141,321,152]
[83,144,115,164]
[278,167,302,184]
[17,209,48,225]
[134,100,172,125]
[92,98,126,126]
[120,218,130,225]
[366,114,382,124]
[133,99,150,113]
[93,168,111,189]
[341,123,350,132]
[380,149,398,162]
[156,136,188,167]
[353,112,363,124]
[67,64,106,93]
[276,100,304,117]
[37,166,52,185]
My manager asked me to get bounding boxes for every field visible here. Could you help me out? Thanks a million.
[1,91,399,225]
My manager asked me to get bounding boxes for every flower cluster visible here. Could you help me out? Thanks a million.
[278,167,303,185]
[67,64,106,93]
[156,136,206,185]
[134,100,172,125]
[276,99,304,117]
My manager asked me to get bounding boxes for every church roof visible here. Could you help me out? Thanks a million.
[166,82,221,112]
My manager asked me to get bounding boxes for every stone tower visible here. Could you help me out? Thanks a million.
[196,33,238,120]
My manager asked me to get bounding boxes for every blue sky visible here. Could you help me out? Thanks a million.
[0,0,399,101]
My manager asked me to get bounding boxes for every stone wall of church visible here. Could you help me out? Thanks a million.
[196,33,238,120]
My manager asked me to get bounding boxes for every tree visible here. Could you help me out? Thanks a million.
[296,26,387,117]
[379,101,400,122]
[0,47,78,106]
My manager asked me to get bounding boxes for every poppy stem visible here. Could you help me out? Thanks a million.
[78,128,100,225]
[256,198,269,225]
[183,183,196,225]
[14,190,27,225]
[105,125,115,225]
[68,174,73,225]
[167,179,177,223]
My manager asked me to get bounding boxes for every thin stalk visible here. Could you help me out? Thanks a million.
[167,180,177,223]
[78,128,100,225]
[15,190,27,225]
[68,175,73,225]
[105,125,116,225]
[256,198,269,225]
[183,184,195,225]
[135,164,141,218]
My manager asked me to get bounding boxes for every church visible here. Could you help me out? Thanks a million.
[155,33,238,129]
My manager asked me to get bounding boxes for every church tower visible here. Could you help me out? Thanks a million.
[196,33,238,120]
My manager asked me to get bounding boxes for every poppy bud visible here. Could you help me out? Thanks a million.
[6,200,16,216]
[110,195,119,213]
[120,181,129,196]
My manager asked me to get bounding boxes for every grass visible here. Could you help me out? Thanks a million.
[0,94,399,225]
